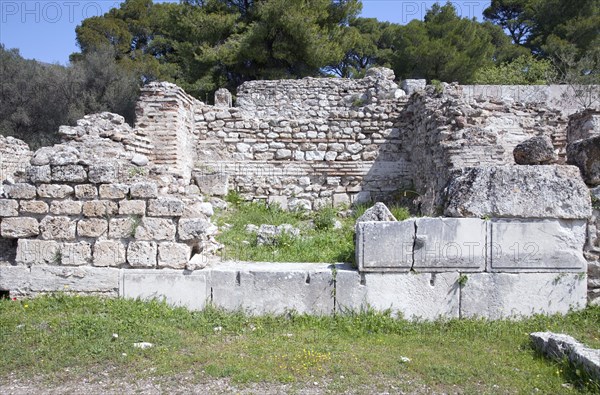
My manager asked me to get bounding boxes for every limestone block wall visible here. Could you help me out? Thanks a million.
[0,135,32,183]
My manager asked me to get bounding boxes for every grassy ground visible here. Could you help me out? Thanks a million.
[1,295,599,393]
[213,200,410,264]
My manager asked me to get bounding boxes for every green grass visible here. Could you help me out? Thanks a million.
[214,202,356,263]
[213,201,412,264]
[1,295,599,393]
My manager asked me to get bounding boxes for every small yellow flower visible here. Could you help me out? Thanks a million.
[24,304,29,308]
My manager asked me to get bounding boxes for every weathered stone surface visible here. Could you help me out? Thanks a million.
[401,79,426,95]
[16,239,60,264]
[82,200,118,217]
[51,165,87,182]
[513,136,557,165]
[27,165,51,183]
[356,202,396,222]
[19,200,48,214]
[131,154,149,166]
[3,183,36,199]
[37,184,73,199]
[210,262,334,315]
[148,197,184,216]
[135,217,176,241]
[1,217,39,238]
[127,241,157,267]
[93,240,126,267]
[88,163,119,184]
[567,135,600,186]
[414,218,485,272]
[186,253,209,271]
[444,165,591,219]
[214,88,232,108]
[121,270,209,310]
[74,184,98,199]
[193,174,228,196]
[40,216,76,240]
[77,218,108,238]
[567,108,600,144]
[489,219,587,272]
[61,241,92,266]
[99,184,129,199]
[0,266,30,294]
[335,267,460,320]
[0,199,19,217]
[157,242,191,269]
[461,273,587,319]
[29,266,119,293]
[256,224,300,246]
[531,332,600,381]
[178,218,218,241]
[356,220,414,272]
[0,135,32,185]
[119,200,146,215]
[49,200,82,215]
[108,217,137,238]
[130,182,158,198]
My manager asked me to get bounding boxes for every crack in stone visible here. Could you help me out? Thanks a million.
[411,220,417,271]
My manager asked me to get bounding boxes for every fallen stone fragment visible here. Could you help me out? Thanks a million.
[513,136,557,165]
[356,202,397,222]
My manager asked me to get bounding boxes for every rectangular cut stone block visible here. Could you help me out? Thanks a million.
[210,262,334,315]
[0,199,19,217]
[51,165,87,182]
[489,219,587,272]
[40,216,76,240]
[1,217,39,238]
[61,242,92,266]
[16,239,60,264]
[19,200,48,214]
[158,242,191,269]
[93,240,126,267]
[27,165,51,183]
[130,182,158,198]
[127,241,157,267]
[77,218,108,238]
[461,273,587,319]
[29,266,119,294]
[194,174,228,196]
[88,163,119,184]
[119,200,146,215]
[148,197,184,216]
[356,221,414,272]
[121,269,209,310]
[135,218,176,241]
[37,184,73,199]
[49,200,82,215]
[82,200,118,217]
[0,266,30,295]
[335,268,460,320]
[108,217,136,239]
[414,218,486,272]
[74,184,98,199]
[4,183,36,199]
[99,184,129,199]
[177,218,217,241]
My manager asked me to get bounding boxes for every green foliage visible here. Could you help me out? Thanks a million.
[472,54,557,84]
[0,45,139,149]
[389,205,410,221]
[457,274,468,287]
[224,190,244,207]
[1,295,600,393]
[312,207,337,230]
[390,3,498,83]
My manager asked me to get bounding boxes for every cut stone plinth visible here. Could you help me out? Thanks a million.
[414,218,486,272]
[356,220,414,272]
[29,266,119,294]
[531,332,600,381]
[335,267,460,320]
[444,165,591,219]
[209,261,334,315]
[567,135,600,186]
[461,273,587,319]
[121,269,209,310]
[489,219,587,272]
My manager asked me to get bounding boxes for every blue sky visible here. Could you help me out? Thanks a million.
[1,0,490,65]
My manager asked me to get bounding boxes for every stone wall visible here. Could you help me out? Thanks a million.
[0,135,32,184]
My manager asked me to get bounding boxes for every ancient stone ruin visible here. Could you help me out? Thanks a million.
[0,68,598,319]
